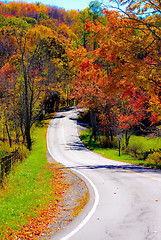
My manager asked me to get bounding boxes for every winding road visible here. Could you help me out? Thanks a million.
[47,107,161,240]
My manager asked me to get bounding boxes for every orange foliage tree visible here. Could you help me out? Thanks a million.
[0,14,70,149]
[68,2,161,142]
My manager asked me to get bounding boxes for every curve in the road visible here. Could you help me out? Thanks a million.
[47,108,161,240]
[47,112,100,240]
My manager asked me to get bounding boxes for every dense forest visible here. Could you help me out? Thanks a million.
[0,1,80,150]
[0,1,160,238]
[0,0,160,154]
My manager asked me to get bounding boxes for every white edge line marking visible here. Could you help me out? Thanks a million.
[46,117,99,240]
[61,168,99,240]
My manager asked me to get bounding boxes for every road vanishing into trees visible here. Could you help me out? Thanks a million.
[47,107,161,240]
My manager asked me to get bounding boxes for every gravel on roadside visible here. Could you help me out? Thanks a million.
[41,152,89,239]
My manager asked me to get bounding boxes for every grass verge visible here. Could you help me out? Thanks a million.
[127,135,161,151]
[80,129,159,166]
[0,118,66,239]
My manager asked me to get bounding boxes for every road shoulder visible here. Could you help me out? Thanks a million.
[42,152,89,239]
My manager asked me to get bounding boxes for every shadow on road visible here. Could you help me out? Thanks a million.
[65,141,85,151]
[68,164,161,175]
[63,141,161,175]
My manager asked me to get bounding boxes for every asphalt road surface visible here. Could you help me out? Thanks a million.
[47,107,161,240]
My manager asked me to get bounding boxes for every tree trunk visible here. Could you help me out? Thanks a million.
[83,28,86,49]
[23,67,32,150]
[20,111,25,143]
[110,128,113,142]
[125,130,129,148]
[90,110,97,142]
[5,122,12,147]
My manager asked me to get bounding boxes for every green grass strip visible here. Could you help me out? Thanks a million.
[0,122,56,236]
[128,135,161,151]
[80,129,147,165]
[93,148,145,165]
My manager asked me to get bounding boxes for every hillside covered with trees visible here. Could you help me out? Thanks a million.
[0,0,160,156]
[0,0,160,238]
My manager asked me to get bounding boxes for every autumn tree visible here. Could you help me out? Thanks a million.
[18,25,69,150]
[0,15,70,150]
[103,0,161,115]
[68,3,160,143]
[117,84,151,147]
[0,62,18,146]
[86,8,160,116]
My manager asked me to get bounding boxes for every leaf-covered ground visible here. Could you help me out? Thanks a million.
[3,155,89,240]
[0,118,89,240]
